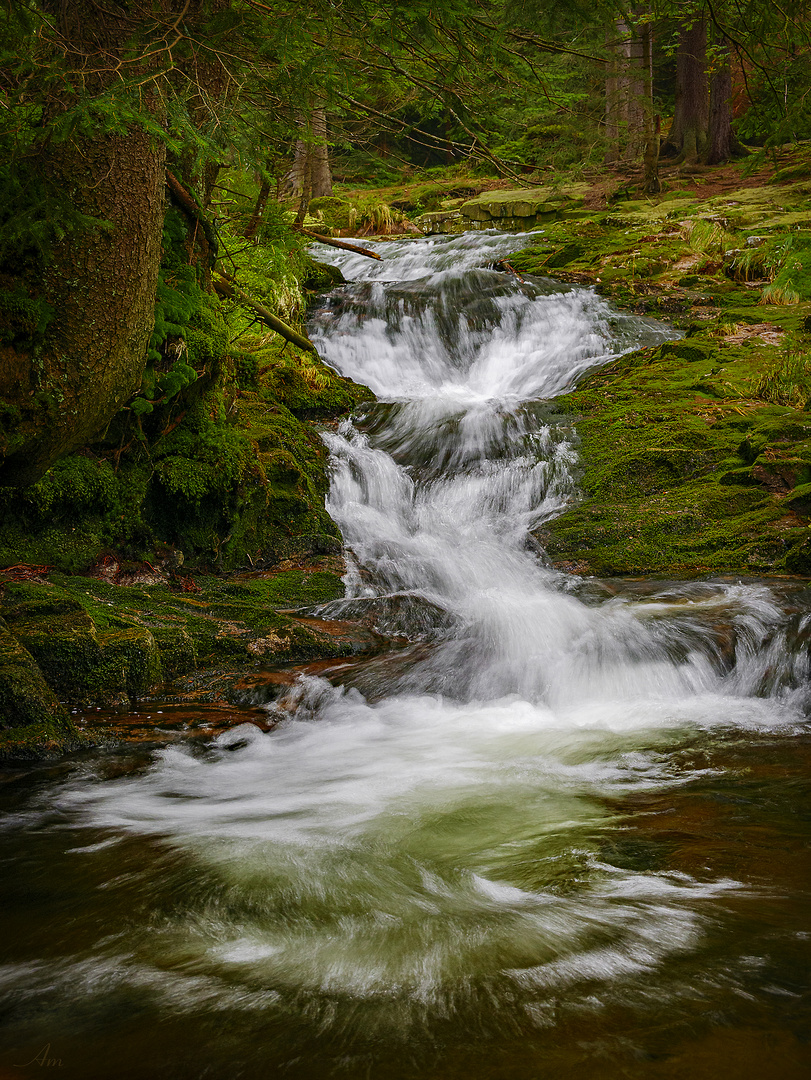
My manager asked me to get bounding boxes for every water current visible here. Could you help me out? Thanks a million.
[1,232,810,1079]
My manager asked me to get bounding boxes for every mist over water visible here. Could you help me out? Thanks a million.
[2,232,810,1079]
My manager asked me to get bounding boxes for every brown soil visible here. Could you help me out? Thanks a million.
[581,157,789,210]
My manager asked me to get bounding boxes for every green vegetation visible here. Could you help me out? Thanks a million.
[0,568,358,756]
[0,198,370,578]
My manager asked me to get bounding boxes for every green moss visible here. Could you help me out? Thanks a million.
[253,344,371,417]
[9,609,107,700]
[308,196,355,232]
[539,335,811,576]
[544,243,585,269]
[1,581,84,618]
[150,626,197,676]
[0,453,149,573]
[0,185,373,579]
[214,572,345,608]
[0,285,53,351]
[185,302,229,370]
[97,627,162,700]
[0,568,352,725]
[1,582,162,703]
[301,258,345,292]
[0,721,85,761]
[0,617,73,731]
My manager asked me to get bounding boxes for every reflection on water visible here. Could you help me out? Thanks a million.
[1,232,809,1079]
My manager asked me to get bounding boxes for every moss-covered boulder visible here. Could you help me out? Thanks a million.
[0,617,71,729]
[0,610,80,759]
[98,627,163,700]
[302,258,345,291]
[1,583,163,704]
[537,333,811,577]
[0,567,361,752]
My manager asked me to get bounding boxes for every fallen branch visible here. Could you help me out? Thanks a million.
[213,272,317,353]
[493,259,526,283]
[166,169,219,259]
[293,227,382,260]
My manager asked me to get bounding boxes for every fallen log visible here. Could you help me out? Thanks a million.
[213,272,317,353]
[293,227,382,260]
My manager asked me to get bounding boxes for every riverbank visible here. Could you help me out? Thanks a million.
[0,213,374,756]
[500,159,811,576]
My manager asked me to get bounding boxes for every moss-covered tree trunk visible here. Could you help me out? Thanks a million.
[0,127,166,487]
[0,1,192,487]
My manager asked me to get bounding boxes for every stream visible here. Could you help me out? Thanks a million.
[1,231,810,1079]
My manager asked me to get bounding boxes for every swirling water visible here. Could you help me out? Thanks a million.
[1,232,810,1079]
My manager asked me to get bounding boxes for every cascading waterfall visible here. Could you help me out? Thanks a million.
[1,231,809,1080]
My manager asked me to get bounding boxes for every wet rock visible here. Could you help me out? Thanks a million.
[0,617,71,730]
[151,626,197,676]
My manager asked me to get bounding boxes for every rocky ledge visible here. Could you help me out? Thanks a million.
[0,564,388,759]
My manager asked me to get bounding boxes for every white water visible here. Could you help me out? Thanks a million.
[4,233,810,1069]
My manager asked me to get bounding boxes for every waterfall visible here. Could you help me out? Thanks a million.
[1,231,808,1080]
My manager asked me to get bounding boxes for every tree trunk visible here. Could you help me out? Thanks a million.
[705,39,733,164]
[604,16,656,172]
[309,107,333,198]
[283,107,332,199]
[294,153,313,225]
[284,117,308,198]
[244,175,271,239]
[0,128,166,487]
[641,23,660,193]
[661,19,708,162]
[0,3,170,487]
[604,21,630,163]
[623,21,647,162]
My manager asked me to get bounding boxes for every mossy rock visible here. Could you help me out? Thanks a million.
[10,610,114,702]
[302,258,345,291]
[98,627,163,700]
[0,617,72,731]
[782,532,811,573]
[1,581,85,619]
[151,626,197,676]
[545,243,585,269]
[3,583,161,704]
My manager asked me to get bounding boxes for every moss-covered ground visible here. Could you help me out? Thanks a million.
[504,157,811,576]
[0,564,367,757]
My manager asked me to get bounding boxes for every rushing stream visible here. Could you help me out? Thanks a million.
[1,232,810,1079]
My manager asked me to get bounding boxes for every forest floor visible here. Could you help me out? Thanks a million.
[502,151,811,578]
